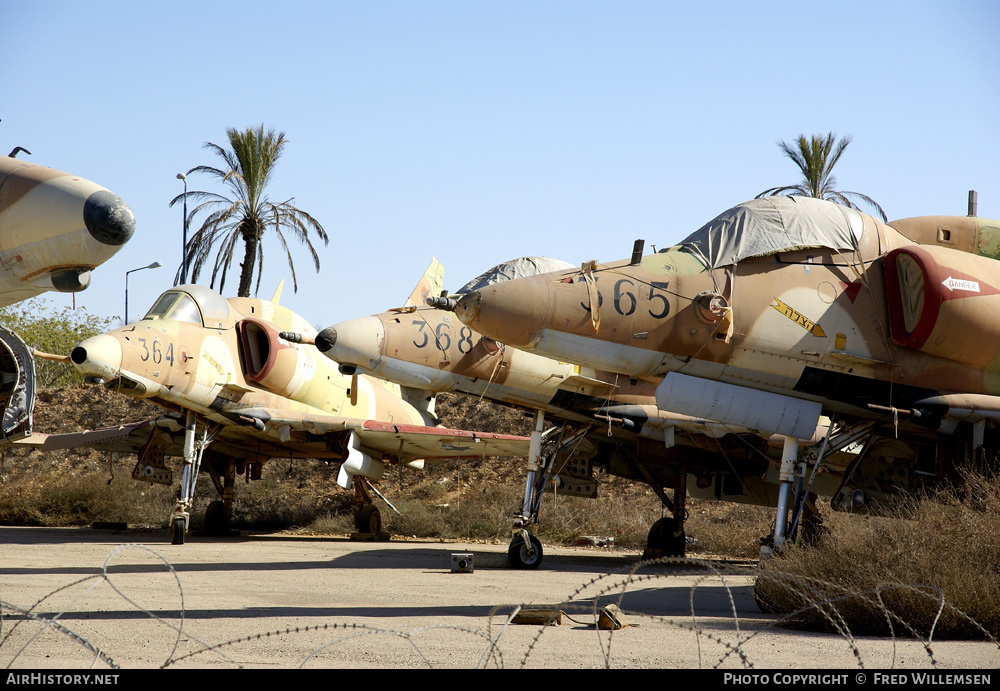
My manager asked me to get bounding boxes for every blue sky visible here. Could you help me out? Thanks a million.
[3,1,999,327]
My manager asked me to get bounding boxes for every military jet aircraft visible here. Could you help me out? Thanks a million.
[315,257,851,564]
[447,195,1000,551]
[26,280,531,545]
[0,154,135,441]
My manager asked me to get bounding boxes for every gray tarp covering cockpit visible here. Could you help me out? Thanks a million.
[457,257,575,294]
[674,196,866,269]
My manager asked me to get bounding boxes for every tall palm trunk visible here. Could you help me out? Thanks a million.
[238,229,259,298]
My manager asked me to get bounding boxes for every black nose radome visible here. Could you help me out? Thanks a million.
[71,346,88,365]
[84,190,135,246]
[315,327,337,353]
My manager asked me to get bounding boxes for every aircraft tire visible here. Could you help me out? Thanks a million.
[356,504,382,535]
[203,501,227,536]
[751,578,780,614]
[170,516,186,545]
[508,533,543,570]
[643,517,686,560]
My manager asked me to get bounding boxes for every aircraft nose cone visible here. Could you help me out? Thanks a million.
[71,333,123,379]
[319,316,385,370]
[455,281,546,349]
[83,190,136,246]
[315,327,337,353]
[454,291,481,325]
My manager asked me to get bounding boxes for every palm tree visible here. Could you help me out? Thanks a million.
[169,125,328,296]
[756,132,887,221]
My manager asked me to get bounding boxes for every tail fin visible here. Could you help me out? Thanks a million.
[403,257,444,308]
[271,279,285,305]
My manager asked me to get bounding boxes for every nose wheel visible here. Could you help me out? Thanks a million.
[508,413,587,570]
[508,531,543,569]
[170,514,188,545]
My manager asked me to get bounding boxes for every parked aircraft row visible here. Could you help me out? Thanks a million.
[6,147,997,568]
[314,194,1000,563]
[436,196,1000,559]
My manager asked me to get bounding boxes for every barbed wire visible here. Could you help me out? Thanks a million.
[2,546,998,669]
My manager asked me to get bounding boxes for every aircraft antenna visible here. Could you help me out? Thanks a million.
[968,190,977,217]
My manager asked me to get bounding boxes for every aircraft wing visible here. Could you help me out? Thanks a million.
[12,416,184,454]
[17,407,528,470]
[235,409,531,489]
[231,407,529,461]
[348,420,528,460]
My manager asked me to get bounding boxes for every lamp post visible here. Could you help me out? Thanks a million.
[176,173,189,284]
[124,261,163,324]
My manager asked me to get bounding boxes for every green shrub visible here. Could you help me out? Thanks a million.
[0,298,117,387]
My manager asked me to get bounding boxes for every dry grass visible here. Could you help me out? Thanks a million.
[686,501,773,558]
[0,459,174,527]
[0,386,174,527]
[754,470,1000,638]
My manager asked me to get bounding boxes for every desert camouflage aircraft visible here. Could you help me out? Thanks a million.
[25,279,530,545]
[0,154,135,441]
[446,195,1000,552]
[316,257,796,564]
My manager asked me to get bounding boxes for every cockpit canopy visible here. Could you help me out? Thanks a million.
[673,196,867,269]
[143,284,232,328]
[457,257,575,293]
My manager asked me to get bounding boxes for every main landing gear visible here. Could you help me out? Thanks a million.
[636,463,688,560]
[762,423,869,555]
[350,476,392,541]
[202,457,239,537]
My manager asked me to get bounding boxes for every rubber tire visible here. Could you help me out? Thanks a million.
[508,533,543,570]
[203,500,227,536]
[752,578,779,615]
[170,516,186,545]
[644,517,686,558]
[356,504,382,535]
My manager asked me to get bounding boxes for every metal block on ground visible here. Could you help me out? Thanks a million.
[451,553,474,573]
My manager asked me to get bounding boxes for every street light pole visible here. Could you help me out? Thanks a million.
[176,173,189,284]
[124,261,163,324]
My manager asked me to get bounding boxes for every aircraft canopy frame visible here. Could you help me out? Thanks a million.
[144,284,232,328]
